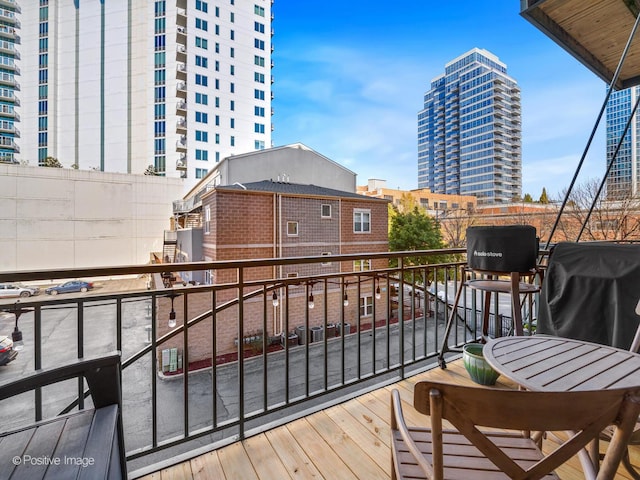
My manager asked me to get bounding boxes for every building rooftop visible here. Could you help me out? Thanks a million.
[217,179,389,202]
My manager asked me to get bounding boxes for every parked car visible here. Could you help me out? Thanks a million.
[0,335,18,366]
[45,281,94,295]
[0,283,40,298]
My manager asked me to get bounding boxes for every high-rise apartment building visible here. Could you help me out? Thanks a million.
[605,86,639,199]
[418,48,522,205]
[0,0,19,165]
[17,0,272,191]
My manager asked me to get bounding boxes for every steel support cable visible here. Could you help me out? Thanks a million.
[545,10,640,249]
[576,90,640,241]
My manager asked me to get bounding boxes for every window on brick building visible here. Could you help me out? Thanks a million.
[321,204,331,218]
[287,221,298,236]
[321,252,332,266]
[360,295,373,317]
[354,259,372,271]
[353,209,371,233]
[204,206,211,234]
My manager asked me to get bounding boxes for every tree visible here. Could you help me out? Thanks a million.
[42,156,62,168]
[523,193,533,203]
[144,164,160,175]
[389,206,444,252]
[397,192,418,213]
[389,206,447,284]
[539,188,549,204]
[438,208,477,248]
[554,179,640,242]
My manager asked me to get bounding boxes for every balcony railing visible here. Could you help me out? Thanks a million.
[0,249,539,475]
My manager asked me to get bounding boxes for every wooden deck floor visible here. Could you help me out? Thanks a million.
[137,358,639,480]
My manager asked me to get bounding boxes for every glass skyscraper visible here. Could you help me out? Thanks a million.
[605,87,639,199]
[0,0,19,165]
[418,48,522,205]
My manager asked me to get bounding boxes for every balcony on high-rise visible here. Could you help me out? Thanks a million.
[176,26,187,46]
[0,71,15,87]
[176,82,187,99]
[176,8,187,28]
[176,62,186,80]
[176,44,186,62]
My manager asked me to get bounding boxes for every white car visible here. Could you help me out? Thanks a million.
[0,283,40,298]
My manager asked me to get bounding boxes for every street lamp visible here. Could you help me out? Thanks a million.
[307,282,315,309]
[7,300,33,351]
[166,292,180,328]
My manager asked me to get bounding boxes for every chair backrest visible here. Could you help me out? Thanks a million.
[413,381,640,479]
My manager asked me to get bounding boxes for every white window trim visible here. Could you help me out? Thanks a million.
[287,221,298,236]
[353,209,371,233]
[354,259,372,271]
[359,295,373,317]
[321,204,331,218]
[321,252,332,266]
[204,206,211,234]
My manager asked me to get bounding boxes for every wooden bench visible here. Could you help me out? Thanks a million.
[0,353,127,479]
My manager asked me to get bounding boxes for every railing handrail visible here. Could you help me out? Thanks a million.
[0,248,533,473]
[0,248,466,283]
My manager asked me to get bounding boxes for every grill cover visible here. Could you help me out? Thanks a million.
[538,242,640,350]
[466,225,538,273]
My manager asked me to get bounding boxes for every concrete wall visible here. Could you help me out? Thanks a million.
[175,228,204,284]
[227,146,356,193]
[0,164,183,272]
[185,144,357,200]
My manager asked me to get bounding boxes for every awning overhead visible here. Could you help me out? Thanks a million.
[521,0,640,89]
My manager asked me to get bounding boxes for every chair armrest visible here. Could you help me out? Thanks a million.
[391,389,435,478]
[0,352,122,408]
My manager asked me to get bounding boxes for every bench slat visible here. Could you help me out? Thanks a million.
[79,405,120,480]
[44,410,94,480]
[9,420,66,480]
[0,428,33,479]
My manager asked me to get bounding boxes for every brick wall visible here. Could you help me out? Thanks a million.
[157,189,391,371]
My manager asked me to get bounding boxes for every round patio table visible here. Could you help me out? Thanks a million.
[483,335,640,479]
[483,335,640,392]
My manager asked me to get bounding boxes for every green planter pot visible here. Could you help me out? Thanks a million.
[462,343,500,386]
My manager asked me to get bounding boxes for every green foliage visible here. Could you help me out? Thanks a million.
[42,156,62,168]
[389,206,444,252]
[539,187,549,204]
[523,193,533,203]
[144,164,160,175]
[389,206,449,283]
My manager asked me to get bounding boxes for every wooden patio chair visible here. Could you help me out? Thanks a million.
[391,381,640,480]
[599,323,640,479]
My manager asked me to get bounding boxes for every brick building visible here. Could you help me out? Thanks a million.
[157,180,390,369]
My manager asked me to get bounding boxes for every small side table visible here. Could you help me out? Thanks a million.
[437,266,541,368]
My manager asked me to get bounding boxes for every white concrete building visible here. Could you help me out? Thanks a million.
[0,164,183,272]
[173,143,358,224]
[17,0,272,192]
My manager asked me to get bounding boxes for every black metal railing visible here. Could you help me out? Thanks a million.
[0,249,539,476]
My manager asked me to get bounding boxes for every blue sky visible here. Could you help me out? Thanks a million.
[270,1,607,200]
